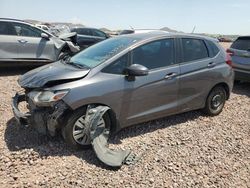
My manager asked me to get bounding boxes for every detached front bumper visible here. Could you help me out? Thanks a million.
[12,93,30,126]
[11,92,69,136]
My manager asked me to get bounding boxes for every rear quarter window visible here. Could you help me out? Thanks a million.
[182,38,209,62]
[206,40,220,57]
[231,37,250,51]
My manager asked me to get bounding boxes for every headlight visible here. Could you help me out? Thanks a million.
[28,90,69,106]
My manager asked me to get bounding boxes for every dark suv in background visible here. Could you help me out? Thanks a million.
[227,36,250,82]
[70,27,109,49]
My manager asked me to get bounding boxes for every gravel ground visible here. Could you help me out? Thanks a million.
[0,50,249,187]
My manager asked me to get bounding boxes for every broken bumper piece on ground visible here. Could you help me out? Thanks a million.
[86,105,140,168]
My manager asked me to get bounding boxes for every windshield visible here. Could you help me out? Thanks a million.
[69,36,140,68]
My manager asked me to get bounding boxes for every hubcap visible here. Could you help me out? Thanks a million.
[211,94,222,109]
[72,115,105,145]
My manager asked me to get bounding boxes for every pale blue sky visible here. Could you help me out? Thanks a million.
[0,0,249,35]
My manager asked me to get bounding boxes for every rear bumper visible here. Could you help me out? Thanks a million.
[234,68,250,82]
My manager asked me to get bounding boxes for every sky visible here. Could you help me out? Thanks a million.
[0,0,249,35]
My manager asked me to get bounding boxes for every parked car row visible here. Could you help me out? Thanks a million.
[0,18,111,66]
[0,18,249,83]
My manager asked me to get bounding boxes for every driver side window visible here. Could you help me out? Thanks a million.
[11,23,42,37]
[102,54,129,75]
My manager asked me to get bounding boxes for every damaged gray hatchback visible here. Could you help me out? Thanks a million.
[12,32,234,149]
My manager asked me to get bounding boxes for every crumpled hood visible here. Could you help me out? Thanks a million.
[19,61,90,88]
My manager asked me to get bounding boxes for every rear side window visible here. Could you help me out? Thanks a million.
[77,28,92,36]
[0,21,16,35]
[231,37,250,51]
[92,29,106,38]
[182,38,209,62]
[206,40,220,57]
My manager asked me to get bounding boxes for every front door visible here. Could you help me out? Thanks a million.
[11,22,56,61]
[123,38,180,126]
[0,21,18,60]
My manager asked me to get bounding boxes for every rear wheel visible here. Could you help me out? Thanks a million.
[61,107,111,149]
[203,86,226,116]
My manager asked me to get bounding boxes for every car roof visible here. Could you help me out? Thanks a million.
[70,27,101,30]
[119,31,218,42]
[0,18,54,37]
[237,36,250,39]
[0,18,31,24]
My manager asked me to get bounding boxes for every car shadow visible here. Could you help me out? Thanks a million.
[4,118,109,168]
[5,110,202,169]
[0,64,46,76]
[0,67,34,76]
[232,82,250,97]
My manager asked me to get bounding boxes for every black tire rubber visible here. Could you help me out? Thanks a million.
[58,52,68,60]
[203,86,226,116]
[61,106,111,150]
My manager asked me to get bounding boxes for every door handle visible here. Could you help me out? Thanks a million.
[165,72,178,80]
[18,39,28,44]
[207,62,216,68]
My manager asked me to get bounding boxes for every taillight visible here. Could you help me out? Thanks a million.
[226,53,233,67]
[226,49,234,56]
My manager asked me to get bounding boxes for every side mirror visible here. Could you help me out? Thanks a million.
[41,33,49,39]
[124,64,149,77]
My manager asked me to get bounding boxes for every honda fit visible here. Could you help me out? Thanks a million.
[12,32,234,149]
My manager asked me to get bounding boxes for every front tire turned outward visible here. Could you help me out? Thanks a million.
[203,86,227,116]
[61,107,111,149]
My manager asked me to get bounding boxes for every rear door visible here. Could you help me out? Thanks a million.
[0,21,19,60]
[178,37,214,112]
[229,37,250,71]
[10,22,56,61]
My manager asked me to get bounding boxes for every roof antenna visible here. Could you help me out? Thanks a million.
[129,25,134,30]
[191,26,196,33]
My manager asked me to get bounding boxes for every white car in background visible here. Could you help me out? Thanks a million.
[0,18,79,66]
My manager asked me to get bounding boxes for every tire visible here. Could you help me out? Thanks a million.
[61,106,111,149]
[58,52,68,60]
[203,86,226,116]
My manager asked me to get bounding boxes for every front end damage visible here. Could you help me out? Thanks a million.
[12,91,69,136]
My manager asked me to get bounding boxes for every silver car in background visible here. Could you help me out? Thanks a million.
[12,32,234,149]
[227,36,250,82]
[0,18,79,66]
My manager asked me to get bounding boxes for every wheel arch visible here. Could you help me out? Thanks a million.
[208,82,230,100]
[67,103,120,134]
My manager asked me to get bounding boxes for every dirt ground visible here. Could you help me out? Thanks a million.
[0,43,249,187]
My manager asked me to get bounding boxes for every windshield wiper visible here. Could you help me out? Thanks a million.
[67,61,90,69]
[61,57,90,69]
[70,62,89,69]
